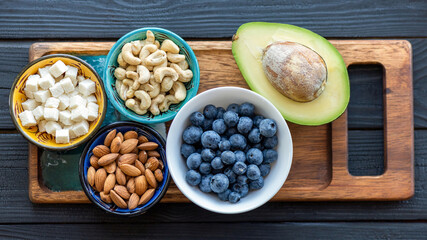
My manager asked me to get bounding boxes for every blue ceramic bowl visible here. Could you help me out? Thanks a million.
[79,122,170,216]
[103,27,200,124]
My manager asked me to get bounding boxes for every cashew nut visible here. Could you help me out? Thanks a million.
[139,44,158,61]
[146,30,155,44]
[147,75,161,98]
[160,39,180,54]
[137,65,150,84]
[134,90,151,110]
[122,43,141,65]
[172,81,187,101]
[114,67,126,80]
[117,53,128,68]
[139,83,155,92]
[160,77,174,92]
[153,60,167,73]
[150,94,165,116]
[154,67,178,83]
[116,80,128,101]
[159,95,180,112]
[176,60,189,70]
[126,71,138,81]
[171,63,193,82]
[126,65,137,72]
[167,52,185,63]
[131,40,142,55]
[144,50,167,66]
[122,79,137,98]
[126,99,147,115]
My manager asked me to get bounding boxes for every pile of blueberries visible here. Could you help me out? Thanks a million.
[181,102,278,203]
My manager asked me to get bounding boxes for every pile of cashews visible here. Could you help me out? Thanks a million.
[114,30,193,115]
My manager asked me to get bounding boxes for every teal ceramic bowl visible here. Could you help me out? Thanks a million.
[104,27,200,124]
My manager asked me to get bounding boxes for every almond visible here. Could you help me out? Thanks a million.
[137,142,159,151]
[126,178,135,193]
[120,139,139,154]
[158,160,164,170]
[138,189,155,206]
[110,136,122,153]
[100,192,112,203]
[110,190,127,208]
[104,161,117,174]
[98,153,119,166]
[147,150,161,158]
[128,193,140,210]
[87,166,96,187]
[135,175,148,196]
[117,132,124,142]
[135,160,145,173]
[118,153,137,166]
[104,129,117,147]
[138,135,148,144]
[138,150,148,164]
[93,145,110,158]
[120,164,141,177]
[103,173,116,194]
[90,156,99,169]
[114,185,130,200]
[94,168,107,192]
[154,169,164,182]
[145,157,159,171]
[124,130,138,140]
[145,169,157,188]
[115,168,126,185]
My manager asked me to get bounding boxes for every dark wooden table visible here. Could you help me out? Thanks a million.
[1,1,426,239]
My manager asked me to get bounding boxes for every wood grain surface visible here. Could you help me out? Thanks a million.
[27,40,413,203]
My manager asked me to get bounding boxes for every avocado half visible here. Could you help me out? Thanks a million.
[232,22,350,126]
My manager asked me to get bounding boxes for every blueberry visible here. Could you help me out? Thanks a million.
[211,157,224,170]
[201,118,213,131]
[212,119,227,135]
[201,148,216,162]
[252,142,264,151]
[180,143,196,159]
[203,104,218,119]
[224,167,237,184]
[199,174,213,193]
[232,161,247,175]
[259,164,271,177]
[225,127,238,137]
[201,130,221,149]
[263,149,278,164]
[249,177,264,190]
[229,134,247,150]
[223,111,239,127]
[216,107,226,119]
[246,148,263,165]
[259,119,277,137]
[232,183,249,198]
[210,173,229,193]
[237,117,253,135]
[190,111,205,127]
[252,115,265,128]
[246,164,261,180]
[186,153,202,170]
[199,162,212,175]
[239,102,255,117]
[219,140,231,151]
[218,189,231,201]
[186,170,201,186]
[227,103,240,113]
[234,151,246,162]
[182,126,203,144]
[248,128,262,144]
[221,150,236,165]
[263,135,278,149]
[228,192,241,203]
[236,175,249,185]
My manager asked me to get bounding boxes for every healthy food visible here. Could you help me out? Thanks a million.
[181,103,278,203]
[18,60,99,143]
[232,22,350,125]
[86,129,164,210]
[114,30,193,115]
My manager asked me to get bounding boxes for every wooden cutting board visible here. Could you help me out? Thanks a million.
[28,40,413,203]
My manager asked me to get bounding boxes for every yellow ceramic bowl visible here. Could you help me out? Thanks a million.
[9,54,107,151]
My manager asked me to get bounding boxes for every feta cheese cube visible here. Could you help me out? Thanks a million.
[45,97,60,108]
[49,60,68,78]
[87,102,99,112]
[34,90,51,103]
[65,66,78,85]
[32,105,44,122]
[26,74,40,92]
[68,89,79,97]
[45,121,61,135]
[86,94,97,103]
[59,77,75,93]
[64,125,76,139]
[86,102,99,121]
[69,95,87,109]
[77,75,85,82]
[38,76,55,90]
[72,120,89,137]
[22,99,39,111]
[38,66,51,79]
[38,120,47,132]
[24,88,34,99]
[78,79,96,96]
[49,82,64,98]
[44,107,59,121]
[71,105,88,122]
[19,110,37,127]
[58,95,70,111]
[59,110,73,125]
[55,129,70,143]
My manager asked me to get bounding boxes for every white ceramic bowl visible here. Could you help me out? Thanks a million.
[166,87,293,214]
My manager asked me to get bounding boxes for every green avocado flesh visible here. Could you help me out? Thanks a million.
[232,22,350,126]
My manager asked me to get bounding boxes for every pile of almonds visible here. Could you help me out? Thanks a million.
[86,129,164,210]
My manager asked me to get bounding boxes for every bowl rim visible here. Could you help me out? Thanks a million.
[9,53,107,151]
[79,121,171,216]
[166,86,293,214]
[103,27,200,124]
